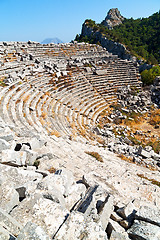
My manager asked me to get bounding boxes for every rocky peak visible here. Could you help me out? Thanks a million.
[102,8,124,29]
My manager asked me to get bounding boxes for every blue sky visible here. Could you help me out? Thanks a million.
[0,0,159,43]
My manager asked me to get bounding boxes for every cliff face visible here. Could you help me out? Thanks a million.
[81,22,133,60]
[102,8,124,29]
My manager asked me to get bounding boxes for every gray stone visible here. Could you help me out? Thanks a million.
[128,220,160,240]
[25,150,38,166]
[98,194,114,230]
[0,163,43,187]
[0,139,10,151]
[110,230,130,240]
[110,212,123,222]
[54,211,108,240]
[116,202,136,221]
[135,205,160,227]
[0,206,22,237]
[11,194,69,238]
[1,149,26,166]
[138,146,152,158]
[0,179,19,213]
[0,133,14,142]
[16,222,51,240]
[107,219,126,236]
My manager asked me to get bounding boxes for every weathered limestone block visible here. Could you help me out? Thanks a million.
[29,137,46,150]
[37,181,66,209]
[0,179,19,213]
[65,183,86,210]
[0,139,10,151]
[0,206,22,237]
[1,149,26,166]
[98,194,114,230]
[127,220,160,240]
[40,169,74,197]
[135,205,160,227]
[116,202,136,220]
[25,149,38,166]
[16,222,51,240]
[0,163,43,187]
[11,194,69,238]
[107,219,126,236]
[0,225,11,240]
[110,230,130,240]
[138,146,152,158]
[54,211,108,240]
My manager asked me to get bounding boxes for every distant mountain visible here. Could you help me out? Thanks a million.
[41,38,63,44]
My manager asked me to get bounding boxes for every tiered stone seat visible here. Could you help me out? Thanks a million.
[0,41,142,139]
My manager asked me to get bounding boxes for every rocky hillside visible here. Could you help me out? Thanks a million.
[75,8,160,64]
[101,8,124,29]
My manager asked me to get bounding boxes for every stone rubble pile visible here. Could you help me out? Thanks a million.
[0,117,159,239]
[116,85,151,112]
[151,76,160,107]
[1,159,160,239]
[93,85,160,170]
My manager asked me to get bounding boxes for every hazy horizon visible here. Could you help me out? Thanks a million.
[0,0,159,43]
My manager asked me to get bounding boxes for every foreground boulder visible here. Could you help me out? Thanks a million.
[16,222,51,240]
[54,211,108,240]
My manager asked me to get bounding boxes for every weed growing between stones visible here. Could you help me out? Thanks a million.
[137,174,160,187]
[85,151,103,162]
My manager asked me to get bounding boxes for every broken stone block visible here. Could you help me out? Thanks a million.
[106,219,126,239]
[0,206,22,237]
[0,139,10,151]
[29,137,46,150]
[127,220,160,240]
[16,221,51,240]
[110,230,130,240]
[135,205,160,227]
[0,181,19,213]
[0,163,43,188]
[116,201,136,221]
[76,185,98,217]
[1,149,26,166]
[110,212,123,222]
[54,211,108,240]
[138,146,152,158]
[11,194,69,238]
[65,183,86,210]
[25,150,38,166]
[98,194,114,230]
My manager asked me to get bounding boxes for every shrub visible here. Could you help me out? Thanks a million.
[141,66,160,85]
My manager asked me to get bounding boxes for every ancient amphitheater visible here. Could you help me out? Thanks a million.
[0,41,141,138]
[0,41,160,240]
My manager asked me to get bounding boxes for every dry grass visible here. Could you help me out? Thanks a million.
[23,95,30,103]
[149,108,160,126]
[50,130,61,137]
[48,167,56,174]
[137,174,160,187]
[40,117,45,126]
[118,154,134,163]
[85,151,103,162]
[41,112,47,119]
